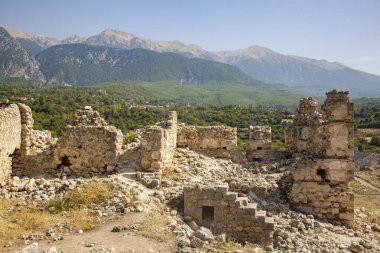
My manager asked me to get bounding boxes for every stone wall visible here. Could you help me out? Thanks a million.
[18,103,34,156]
[13,106,124,177]
[285,97,322,154]
[141,111,177,171]
[177,124,237,150]
[53,107,123,176]
[0,103,22,182]
[184,183,274,244]
[287,90,355,227]
[248,126,272,160]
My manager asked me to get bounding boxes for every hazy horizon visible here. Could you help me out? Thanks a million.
[1,0,379,75]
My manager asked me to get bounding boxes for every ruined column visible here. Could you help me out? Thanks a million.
[248,126,271,160]
[288,90,355,227]
[141,111,178,171]
[285,97,322,154]
[17,103,34,156]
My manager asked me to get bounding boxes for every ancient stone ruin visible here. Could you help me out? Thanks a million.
[286,90,355,227]
[53,106,124,176]
[248,125,272,160]
[0,89,359,249]
[140,111,178,171]
[0,103,23,182]
[177,124,237,150]
[184,183,274,244]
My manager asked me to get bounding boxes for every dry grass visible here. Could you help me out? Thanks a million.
[46,181,116,211]
[0,200,100,247]
[0,199,64,246]
[0,181,117,247]
[138,213,171,241]
[63,209,98,231]
[355,195,380,225]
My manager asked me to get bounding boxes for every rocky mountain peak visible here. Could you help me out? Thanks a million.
[99,29,135,39]
[0,27,46,83]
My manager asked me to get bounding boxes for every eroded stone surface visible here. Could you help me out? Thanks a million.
[0,103,22,182]
[177,124,237,150]
[141,111,177,171]
[184,183,274,245]
[286,90,355,227]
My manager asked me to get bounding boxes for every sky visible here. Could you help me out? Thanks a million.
[0,0,379,75]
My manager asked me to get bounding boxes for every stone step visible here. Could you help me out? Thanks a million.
[239,202,258,215]
[235,197,249,207]
[264,216,275,230]
[246,202,257,209]
[255,210,267,222]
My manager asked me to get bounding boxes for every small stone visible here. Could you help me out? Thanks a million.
[178,238,191,248]
[84,242,95,247]
[136,206,144,212]
[188,221,199,231]
[216,233,226,242]
[313,221,324,228]
[290,219,300,228]
[148,179,160,189]
[349,242,364,253]
[192,227,214,242]
[21,242,39,253]
[111,225,127,232]
[170,210,177,216]
[190,236,204,248]
[45,246,58,253]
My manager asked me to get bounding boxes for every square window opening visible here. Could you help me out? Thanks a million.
[202,206,214,221]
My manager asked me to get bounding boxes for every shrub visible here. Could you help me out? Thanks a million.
[124,131,138,144]
[46,181,115,212]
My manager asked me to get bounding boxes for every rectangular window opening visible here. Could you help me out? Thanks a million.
[202,206,214,221]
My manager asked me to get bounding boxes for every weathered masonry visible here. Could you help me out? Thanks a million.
[0,103,22,182]
[140,111,178,171]
[286,90,355,227]
[184,183,274,244]
[248,125,272,160]
[177,124,237,150]
[11,106,124,178]
[53,107,124,176]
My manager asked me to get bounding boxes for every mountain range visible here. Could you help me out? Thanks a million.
[2,26,380,98]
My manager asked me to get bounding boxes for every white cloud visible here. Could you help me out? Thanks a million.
[346,56,377,63]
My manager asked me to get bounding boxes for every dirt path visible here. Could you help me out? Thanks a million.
[12,213,177,253]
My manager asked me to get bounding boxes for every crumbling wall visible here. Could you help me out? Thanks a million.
[0,103,22,182]
[53,106,123,176]
[18,103,34,156]
[285,97,322,154]
[12,129,57,177]
[184,183,274,244]
[177,124,237,150]
[14,106,123,177]
[287,90,355,227]
[248,126,271,160]
[141,111,177,171]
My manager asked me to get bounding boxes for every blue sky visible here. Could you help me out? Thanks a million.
[0,0,379,75]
